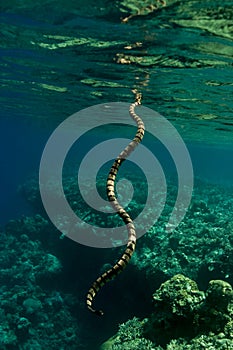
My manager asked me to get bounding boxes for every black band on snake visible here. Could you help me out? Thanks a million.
[86,92,145,316]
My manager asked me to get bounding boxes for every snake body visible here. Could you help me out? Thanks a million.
[86,94,145,316]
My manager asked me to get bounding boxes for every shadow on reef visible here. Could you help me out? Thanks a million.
[101,274,233,349]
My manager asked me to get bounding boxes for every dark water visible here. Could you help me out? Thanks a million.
[1,1,233,349]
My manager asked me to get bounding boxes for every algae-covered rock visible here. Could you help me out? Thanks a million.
[206,280,233,311]
[152,274,205,317]
[146,275,233,347]
[144,274,205,345]
[198,280,233,334]
[100,275,233,349]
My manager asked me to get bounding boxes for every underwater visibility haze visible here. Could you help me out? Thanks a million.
[1,0,233,349]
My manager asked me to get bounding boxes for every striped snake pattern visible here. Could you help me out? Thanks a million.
[86,93,145,316]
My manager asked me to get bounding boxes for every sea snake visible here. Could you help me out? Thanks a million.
[86,92,145,316]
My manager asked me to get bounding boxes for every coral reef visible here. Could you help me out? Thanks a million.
[20,175,233,286]
[0,220,82,349]
[144,274,233,345]
[100,275,233,349]
[100,317,155,350]
[16,175,233,349]
[131,179,233,287]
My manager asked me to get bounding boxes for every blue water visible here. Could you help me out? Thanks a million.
[1,117,232,226]
[0,118,50,225]
[1,1,233,349]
